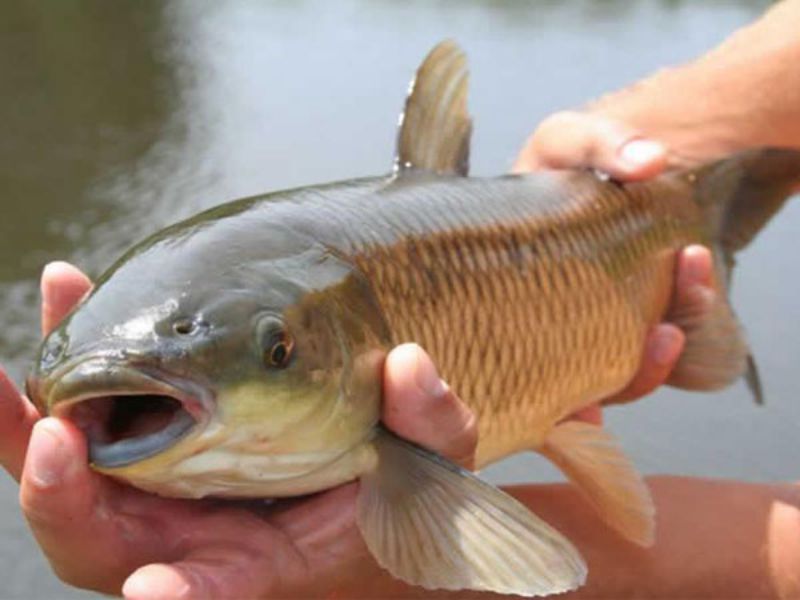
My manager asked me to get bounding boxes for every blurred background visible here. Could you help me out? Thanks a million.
[0,1,794,597]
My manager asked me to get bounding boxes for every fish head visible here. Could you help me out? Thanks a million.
[27,213,390,497]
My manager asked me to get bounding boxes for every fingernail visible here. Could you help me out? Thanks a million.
[29,421,68,488]
[413,349,447,398]
[41,262,62,296]
[651,326,682,367]
[619,139,664,167]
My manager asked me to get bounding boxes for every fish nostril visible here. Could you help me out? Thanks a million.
[173,319,195,336]
[172,317,209,337]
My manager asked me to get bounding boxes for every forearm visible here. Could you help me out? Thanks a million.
[536,476,800,599]
[349,476,800,599]
[590,0,800,164]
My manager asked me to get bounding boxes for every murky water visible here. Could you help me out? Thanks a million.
[1,1,792,597]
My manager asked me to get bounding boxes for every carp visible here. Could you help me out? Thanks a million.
[26,41,800,596]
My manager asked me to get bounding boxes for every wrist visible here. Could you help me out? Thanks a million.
[586,64,749,168]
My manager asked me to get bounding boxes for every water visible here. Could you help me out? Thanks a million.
[0,1,792,597]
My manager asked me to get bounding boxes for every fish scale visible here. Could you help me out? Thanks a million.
[344,174,693,463]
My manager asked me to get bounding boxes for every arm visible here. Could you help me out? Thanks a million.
[591,0,800,163]
[517,0,800,176]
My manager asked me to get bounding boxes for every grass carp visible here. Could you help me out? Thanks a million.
[26,41,800,596]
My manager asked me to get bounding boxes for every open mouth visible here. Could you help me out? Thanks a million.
[68,393,197,468]
[38,362,212,470]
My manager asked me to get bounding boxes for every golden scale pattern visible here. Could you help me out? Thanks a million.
[354,174,699,465]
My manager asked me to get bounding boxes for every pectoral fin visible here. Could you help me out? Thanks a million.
[541,421,655,547]
[357,428,586,596]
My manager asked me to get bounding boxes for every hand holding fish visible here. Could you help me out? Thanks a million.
[0,250,718,600]
[3,262,483,598]
[516,114,725,407]
[7,0,800,595]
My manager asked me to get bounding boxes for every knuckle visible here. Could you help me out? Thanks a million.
[538,110,583,133]
[19,494,55,530]
[529,111,583,149]
[51,562,94,589]
[439,395,478,468]
[19,485,71,533]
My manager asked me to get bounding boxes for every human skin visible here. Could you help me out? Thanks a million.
[515,0,800,176]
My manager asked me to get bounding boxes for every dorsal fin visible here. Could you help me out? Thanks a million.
[394,40,472,177]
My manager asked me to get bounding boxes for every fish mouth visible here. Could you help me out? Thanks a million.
[42,361,213,469]
[69,393,197,468]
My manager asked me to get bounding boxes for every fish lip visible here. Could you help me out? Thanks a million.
[86,407,198,469]
[44,358,214,469]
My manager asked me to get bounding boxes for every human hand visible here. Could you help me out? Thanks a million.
[1,262,478,599]
[514,111,717,409]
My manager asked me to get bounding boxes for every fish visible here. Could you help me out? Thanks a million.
[25,40,800,596]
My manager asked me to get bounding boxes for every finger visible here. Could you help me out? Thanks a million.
[123,543,292,600]
[605,324,685,405]
[665,247,717,334]
[674,244,714,304]
[124,563,198,600]
[19,418,139,592]
[123,506,372,600]
[513,111,667,181]
[0,367,40,479]
[41,261,92,335]
[571,404,603,426]
[382,343,478,469]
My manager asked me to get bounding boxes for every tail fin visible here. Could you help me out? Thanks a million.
[696,148,800,282]
[669,148,800,404]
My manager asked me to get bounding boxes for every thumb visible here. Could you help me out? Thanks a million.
[382,344,477,470]
[122,540,289,600]
[514,110,667,181]
[19,418,130,592]
[123,555,246,600]
[40,261,92,335]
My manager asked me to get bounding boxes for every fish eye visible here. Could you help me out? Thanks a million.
[257,316,293,369]
[267,338,292,368]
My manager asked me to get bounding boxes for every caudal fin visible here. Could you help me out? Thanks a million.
[697,148,800,275]
[669,148,800,403]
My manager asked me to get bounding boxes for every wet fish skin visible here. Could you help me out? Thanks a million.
[26,40,800,596]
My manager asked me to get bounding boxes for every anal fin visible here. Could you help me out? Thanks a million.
[541,421,655,547]
[357,428,586,596]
